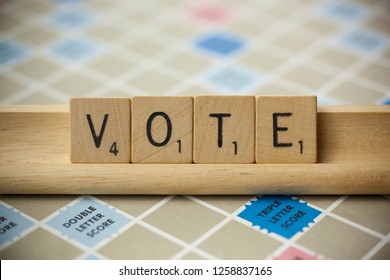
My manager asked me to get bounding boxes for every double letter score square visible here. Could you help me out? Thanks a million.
[70,96,317,164]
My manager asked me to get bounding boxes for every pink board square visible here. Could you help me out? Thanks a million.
[274,246,319,260]
[187,4,232,24]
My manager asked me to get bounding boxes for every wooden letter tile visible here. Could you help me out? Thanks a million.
[131,96,193,163]
[70,98,131,163]
[256,96,317,163]
[194,96,255,163]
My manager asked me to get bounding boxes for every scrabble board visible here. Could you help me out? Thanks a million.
[0,0,389,260]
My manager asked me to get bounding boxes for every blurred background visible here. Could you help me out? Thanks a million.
[0,0,389,105]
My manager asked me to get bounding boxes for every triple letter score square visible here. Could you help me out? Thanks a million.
[131,96,193,163]
[256,96,317,163]
[70,98,131,163]
[194,96,255,163]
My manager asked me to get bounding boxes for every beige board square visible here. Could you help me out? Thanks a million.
[15,26,58,46]
[298,195,341,210]
[17,92,61,104]
[297,216,380,259]
[165,53,210,74]
[178,86,216,96]
[104,89,140,98]
[89,55,133,77]
[327,82,384,104]
[0,76,25,101]
[257,85,312,96]
[282,66,332,90]
[196,196,253,213]
[98,224,182,259]
[332,196,390,235]
[70,98,131,163]
[272,34,312,53]
[194,96,255,163]
[132,97,193,163]
[19,1,55,14]
[0,228,82,260]
[51,73,101,96]
[0,15,22,32]
[13,57,60,80]
[96,195,166,217]
[129,70,178,95]
[358,63,390,88]
[143,196,225,243]
[313,48,358,70]
[300,18,338,34]
[228,21,270,37]
[0,195,78,220]
[239,49,285,72]
[88,25,124,41]
[384,48,390,60]
[180,252,206,260]
[370,243,390,260]
[364,17,390,34]
[199,220,281,259]
[161,23,197,38]
[256,96,317,163]
[128,38,165,57]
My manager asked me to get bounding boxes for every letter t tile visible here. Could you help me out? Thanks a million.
[194,96,255,163]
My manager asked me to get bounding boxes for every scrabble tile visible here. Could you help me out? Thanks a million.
[256,96,317,163]
[131,97,193,163]
[194,96,255,163]
[70,98,131,163]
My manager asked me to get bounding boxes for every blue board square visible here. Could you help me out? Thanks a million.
[50,9,94,28]
[0,40,28,67]
[195,33,245,56]
[46,197,131,247]
[238,196,321,239]
[383,98,390,105]
[50,38,100,62]
[204,65,261,93]
[322,1,367,21]
[338,29,388,54]
[0,204,34,246]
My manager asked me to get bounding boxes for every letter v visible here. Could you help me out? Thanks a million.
[86,114,109,148]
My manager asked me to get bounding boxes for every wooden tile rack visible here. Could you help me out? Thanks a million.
[0,105,389,194]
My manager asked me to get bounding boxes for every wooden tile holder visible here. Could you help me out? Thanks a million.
[0,105,389,195]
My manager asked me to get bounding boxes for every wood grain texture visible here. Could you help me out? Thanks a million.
[256,96,317,163]
[0,105,389,194]
[194,96,255,163]
[70,98,131,163]
[131,96,193,163]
